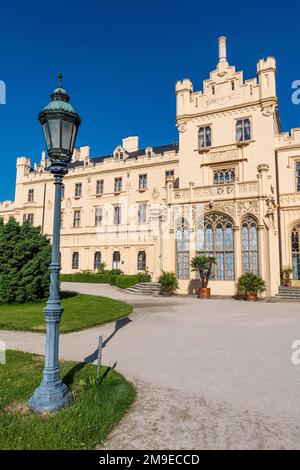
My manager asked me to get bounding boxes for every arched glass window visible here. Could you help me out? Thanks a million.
[137,251,146,271]
[241,216,259,274]
[112,251,121,269]
[292,223,300,279]
[196,213,234,280]
[176,217,190,279]
[72,252,79,270]
[94,251,102,270]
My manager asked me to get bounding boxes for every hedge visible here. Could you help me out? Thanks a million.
[60,272,151,289]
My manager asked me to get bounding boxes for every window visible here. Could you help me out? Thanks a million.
[196,213,234,281]
[75,183,82,198]
[23,213,34,225]
[199,126,212,148]
[94,251,102,270]
[214,168,236,185]
[176,218,190,280]
[113,206,121,225]
[241,216,259,274]
[139,174,147,190]
[95,207,103,226]
[61,184,65,199]
[96,179,104,195]
[28,189,34,202]
[231,80,235,91]
[112,251,121,269]
[292,223,300,280]
[72,252,79,270]
[138,251,146,271]
[114,177,122,193]
[73,210,81,227]
[236,118,251,142]
[61,211,64,227]
[165,170,174,178]
[138,204,147,224]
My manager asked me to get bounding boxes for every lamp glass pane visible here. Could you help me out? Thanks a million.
[42,122,51,150]
[48,119,61,148]
[70,124,77,152]
[62,119,73,151]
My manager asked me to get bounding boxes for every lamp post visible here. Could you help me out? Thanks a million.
[29,74,81,413]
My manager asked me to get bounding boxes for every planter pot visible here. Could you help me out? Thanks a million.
[246,291,257,301]
[198,287,211,299]
[287,281,292,287]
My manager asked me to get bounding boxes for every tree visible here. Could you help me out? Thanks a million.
[191,255,216,288]
[0,218,51,303]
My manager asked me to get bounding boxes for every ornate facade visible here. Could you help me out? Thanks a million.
[2,37,300,296]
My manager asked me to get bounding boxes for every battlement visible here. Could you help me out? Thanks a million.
[275,128,300,147]
[257,57,276,74]
[175,78,193,93]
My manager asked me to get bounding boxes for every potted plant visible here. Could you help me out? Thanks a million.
[158,271,178,296]
[281,265,293,287]
[191,255,216,299]
[237,272,266,301]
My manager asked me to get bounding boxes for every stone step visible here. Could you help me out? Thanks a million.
[125,282,161,296]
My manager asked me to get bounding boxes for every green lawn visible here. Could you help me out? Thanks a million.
[0,293,132,333]
[0,350,135,450]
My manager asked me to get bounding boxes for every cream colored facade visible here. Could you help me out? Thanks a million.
[2,37,300,296]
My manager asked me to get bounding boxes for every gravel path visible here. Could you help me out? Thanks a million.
[1,282,300,449]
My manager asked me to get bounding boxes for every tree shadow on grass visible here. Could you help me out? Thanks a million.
[60,290,78,300]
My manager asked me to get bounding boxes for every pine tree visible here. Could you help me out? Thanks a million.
[0,218,51,303]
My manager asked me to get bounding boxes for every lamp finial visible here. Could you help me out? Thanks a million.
[57,72,63,88]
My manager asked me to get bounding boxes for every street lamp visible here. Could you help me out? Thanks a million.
[29,73,81,413]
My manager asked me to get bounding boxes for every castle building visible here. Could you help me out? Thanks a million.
[1,37,300,296]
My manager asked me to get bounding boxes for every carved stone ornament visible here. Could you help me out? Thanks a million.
[261,105,276,117]
[177,121,187,133]
[237,200,259,217]
[152,188,160,200]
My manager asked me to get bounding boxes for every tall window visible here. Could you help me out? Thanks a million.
[214,168,236,185]
[28,189,34,202]
[75,183,82,198]
[176,218,190,280]
[292,223,300,280]
[61,184,65,199]
[199,126,211,148]
[165,170,174,178]
[138,251,146,271]
[94,251,102,270]
[236,118,251,142]
[73,210,81,227]
[138,204,147,224]
[139,174,147,190]
[196,213,234,280]
[114,177,122,193]
[96,179,104,195]
[95,207,103,226]
[241,216,259,274]
[72,252,79,269]
[114,206,121,225]
[23,213,34,225]
[112,251,121,269]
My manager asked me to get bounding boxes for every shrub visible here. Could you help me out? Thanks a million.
[281,265,293,286]
[237,272,266,295]
[0,219,51,303]
[158,271,178,295]
[60,272,151,288]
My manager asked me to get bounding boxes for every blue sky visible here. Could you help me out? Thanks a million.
[1,0,300,201]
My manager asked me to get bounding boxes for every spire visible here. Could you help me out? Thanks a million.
[57,72,63,88]
[218,36,227,64]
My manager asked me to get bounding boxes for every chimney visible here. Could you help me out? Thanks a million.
[122,136,139,153]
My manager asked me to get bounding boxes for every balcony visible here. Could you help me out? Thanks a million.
[172,180,259,203]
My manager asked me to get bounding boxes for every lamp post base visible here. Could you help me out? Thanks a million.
[29,381,72,414]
